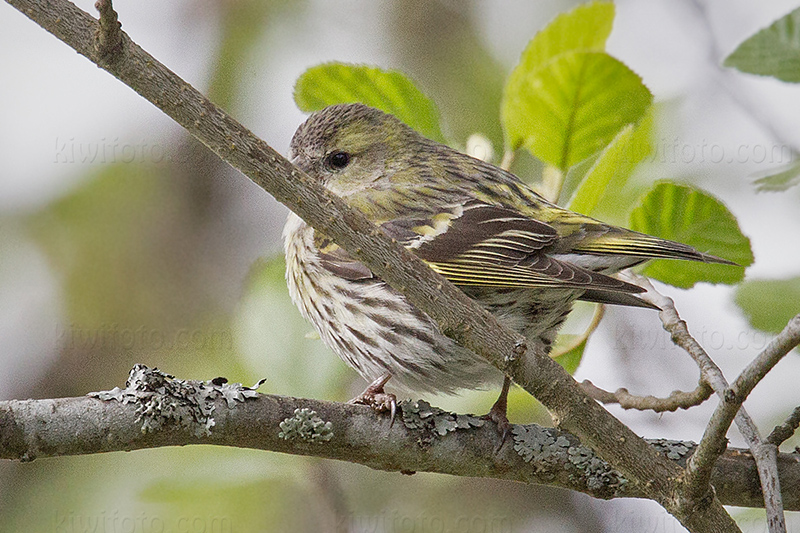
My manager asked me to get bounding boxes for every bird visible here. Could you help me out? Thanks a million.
[283,102,734,437]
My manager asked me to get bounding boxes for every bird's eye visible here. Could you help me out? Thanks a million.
[326,151,351,170]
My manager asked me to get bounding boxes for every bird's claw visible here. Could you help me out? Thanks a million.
[483,402,512,453]
[483,375,513,452]
[349,390,397,425]
[349,374,397,427]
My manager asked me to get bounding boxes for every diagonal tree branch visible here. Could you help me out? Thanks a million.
[1,0,753,530]
[703,313,800,533]
[0,365,799,512]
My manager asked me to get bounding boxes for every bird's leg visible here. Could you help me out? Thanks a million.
[349,373,397,426]
[484,375,513,449]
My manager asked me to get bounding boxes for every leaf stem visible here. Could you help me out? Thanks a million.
[499,149,516,171]
[550,304,605,359]
[542,164,565,203]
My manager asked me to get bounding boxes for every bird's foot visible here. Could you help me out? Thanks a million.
[483,402,512,452]
[483,375,513,451]
[349,374,397,426]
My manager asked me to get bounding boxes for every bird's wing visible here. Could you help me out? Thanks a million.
[314,199,656,307]
[379,200,645,294]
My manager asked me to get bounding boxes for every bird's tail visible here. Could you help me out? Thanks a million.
[573,231,738,266]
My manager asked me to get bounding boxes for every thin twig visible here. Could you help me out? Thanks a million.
[629,273,788,533]
[732,314,800,404]
[499,149,515,171]
[694,313,800,533]
[542,164,564,203]
[768,406,800,447]
[581,380,713,412]
[93,0,122,64]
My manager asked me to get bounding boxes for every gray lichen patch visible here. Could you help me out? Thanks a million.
[512,424,627,491]
[278,408,333,443]
[89,364,265,437]
[648,438,696,461]
[400,400,484,446]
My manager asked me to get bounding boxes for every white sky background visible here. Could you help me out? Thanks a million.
[1,1,799,531]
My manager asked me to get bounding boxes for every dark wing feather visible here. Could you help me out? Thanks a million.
[413,201,557,262]
[315,234,374,281]
[579,289,660,310]
[388,200,646,295]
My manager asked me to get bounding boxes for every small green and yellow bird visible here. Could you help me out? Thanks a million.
[284,103,733,434]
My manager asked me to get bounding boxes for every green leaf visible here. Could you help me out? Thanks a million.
[753,159,800,192]
[736,277,800,333]
[552,336,586,375]
[629,182,753,288]
[568,112,653,214]
[504,0,615,101]
[501,1,651,170]
[502,51,652,171]
[294,63,445,142]
[723,6,800,82]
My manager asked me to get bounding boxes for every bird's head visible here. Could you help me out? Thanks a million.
[289,103,425,197]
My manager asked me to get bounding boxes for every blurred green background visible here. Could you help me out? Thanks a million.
[2,1,800,531]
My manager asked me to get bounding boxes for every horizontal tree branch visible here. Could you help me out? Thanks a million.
[0,366,798,512]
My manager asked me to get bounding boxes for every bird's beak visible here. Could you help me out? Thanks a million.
[289,153,313,175]
[290,157,304,173]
